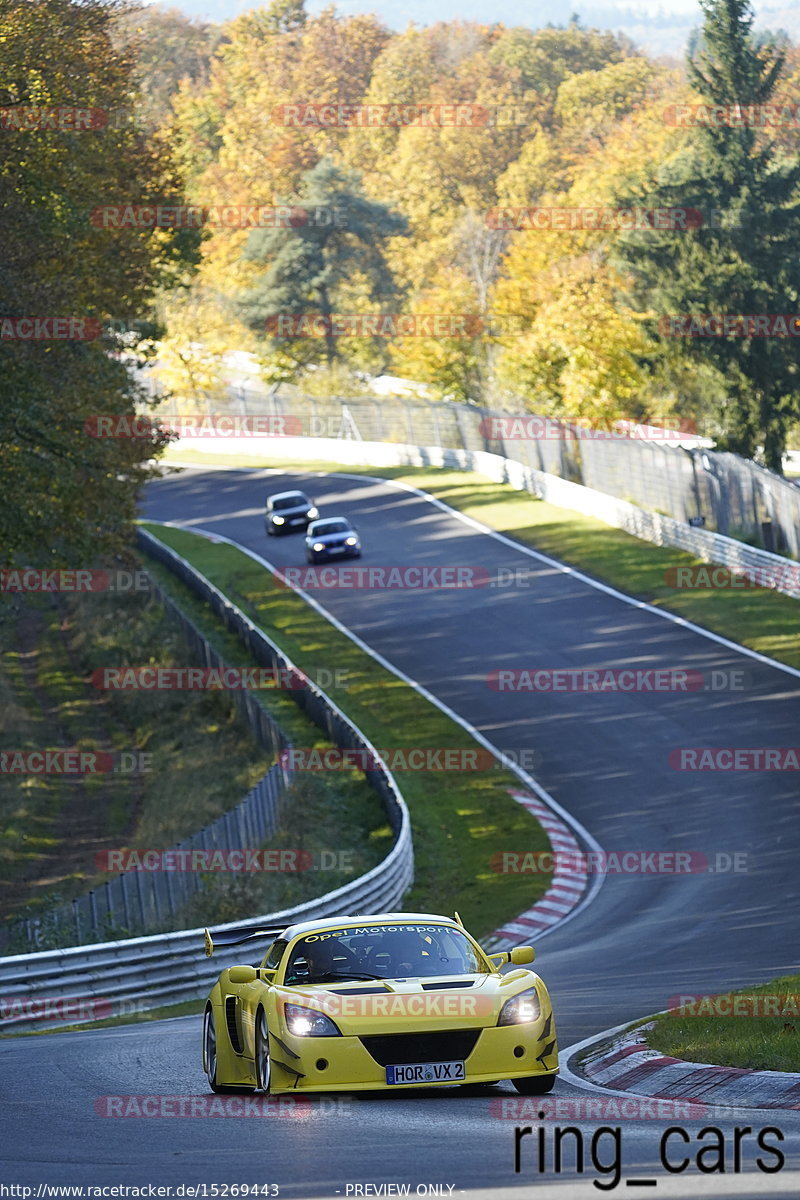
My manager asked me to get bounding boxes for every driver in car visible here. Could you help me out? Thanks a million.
[386,932,432,976]
[290,938,361,982]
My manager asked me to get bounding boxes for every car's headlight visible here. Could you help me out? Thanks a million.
[498,986,541,1026]
[272,515,285,525]
[312,542,325,552]
[307,507,319,519]
[345,536,358,546]
[284,1003,342,1037]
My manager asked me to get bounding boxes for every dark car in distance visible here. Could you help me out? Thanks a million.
[265,490,318,535]
[305,517,362,563]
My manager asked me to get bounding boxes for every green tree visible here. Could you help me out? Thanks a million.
[613,0,800,471]
[0,0,197,566]
[112,5,222,131]
[238,158,407,373]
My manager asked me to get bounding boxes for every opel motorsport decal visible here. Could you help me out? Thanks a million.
[301,924,448,941]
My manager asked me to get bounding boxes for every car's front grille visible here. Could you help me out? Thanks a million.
[359,1031,481,1066]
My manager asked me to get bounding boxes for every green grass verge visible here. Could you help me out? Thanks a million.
[162,452,800,670]
[647,974,800,1072]
[0,583,271,939]
[139,522,552,938]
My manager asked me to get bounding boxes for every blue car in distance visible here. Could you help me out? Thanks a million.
[304,517,362,563]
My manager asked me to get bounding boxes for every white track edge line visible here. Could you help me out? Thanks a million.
[163,460,800,682]
[145,514,606,939]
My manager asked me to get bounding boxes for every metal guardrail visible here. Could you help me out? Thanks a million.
[0,532,413,1025]
[0,853,413,1030]
[469,449,800,601]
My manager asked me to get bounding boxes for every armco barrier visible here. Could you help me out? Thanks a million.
[172,435,800,600]
[0,854,412,1031]
[0,533,413,1024]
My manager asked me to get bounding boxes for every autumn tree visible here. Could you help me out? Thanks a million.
[0,0,197,565]
[238,158,407,377]
[613,0,800,470]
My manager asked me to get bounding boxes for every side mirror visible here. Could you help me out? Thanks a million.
[228,965,257,984]
[487,946,535,969]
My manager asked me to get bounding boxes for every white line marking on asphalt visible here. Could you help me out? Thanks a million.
[145,510,606,939]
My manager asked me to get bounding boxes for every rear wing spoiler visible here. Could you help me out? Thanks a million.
[204,925,287,957]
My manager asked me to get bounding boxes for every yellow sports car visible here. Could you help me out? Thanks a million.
[201,911,558,1095]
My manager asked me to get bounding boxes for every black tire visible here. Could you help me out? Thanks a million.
[512,1073,556,1096]
[203,1004,255,1094]
[203,1005,224,1093]
[255,1008,271,1093]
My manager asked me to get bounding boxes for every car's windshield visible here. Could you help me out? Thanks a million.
[271,494,308,510]
[283,923,485,984]
[310,519,350,536]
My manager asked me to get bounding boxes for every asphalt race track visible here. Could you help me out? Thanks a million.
[2,466,799,1197]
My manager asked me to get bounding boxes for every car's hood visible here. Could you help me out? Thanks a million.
[307,530,355,544]
[276,970,540,1034]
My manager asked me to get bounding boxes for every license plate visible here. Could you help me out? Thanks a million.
[386,1060,465,1085]
[327,545,346,554]
[290,517,305,525]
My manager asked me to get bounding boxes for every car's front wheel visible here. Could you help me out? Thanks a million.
[255,1009,271,1093]
[511,1073,556,1096]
